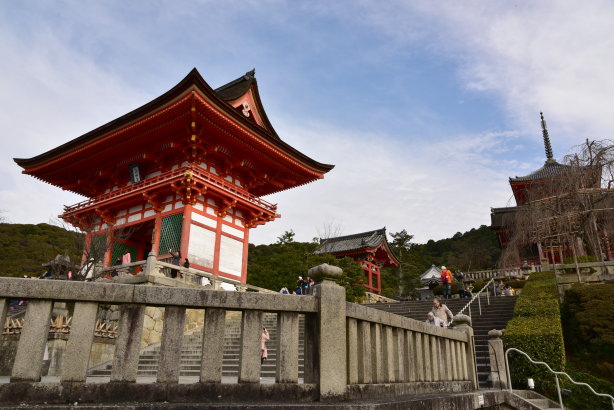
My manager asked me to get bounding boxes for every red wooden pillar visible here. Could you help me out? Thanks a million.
[180,205,192,265]
[152,212,162,255]
[376,266,381,295]
[103,227,113,268]
[82,233,92,265]
[240,228,249,284]
[213,213,223,276]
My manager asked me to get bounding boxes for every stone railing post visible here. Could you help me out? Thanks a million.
[487,329,507,389]
[144,251,161,277]
[309,263,347,401]
[452,314,478,390]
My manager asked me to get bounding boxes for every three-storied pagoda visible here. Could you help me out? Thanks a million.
[314,228,399,294]
[14,69,333,284]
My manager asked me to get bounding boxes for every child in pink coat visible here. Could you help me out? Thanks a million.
[261,327,270,364]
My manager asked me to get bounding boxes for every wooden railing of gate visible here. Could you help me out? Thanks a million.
[0,273,476,406]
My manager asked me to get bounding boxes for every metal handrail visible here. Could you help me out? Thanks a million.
[450,277,495,325]
[505,347,614,410]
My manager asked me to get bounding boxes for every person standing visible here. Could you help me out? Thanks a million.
[169,249,180,278]
[440,266,453,299]
[425,312,444,327]
[260,327,270,364]
[454,270,465,297]
[431,297,453,327]
[296,276,305,295]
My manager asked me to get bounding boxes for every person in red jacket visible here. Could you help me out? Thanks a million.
[440,266,453,299]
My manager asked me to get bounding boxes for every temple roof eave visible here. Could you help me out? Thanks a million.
[508,161,570,184]
[314,227,400,267]
[13,68,334,175]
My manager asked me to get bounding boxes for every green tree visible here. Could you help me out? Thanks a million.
[276,230,295,245]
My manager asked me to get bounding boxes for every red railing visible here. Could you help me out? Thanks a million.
[63,165,277,215]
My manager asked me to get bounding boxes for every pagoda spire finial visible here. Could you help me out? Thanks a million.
[540,112,555,163]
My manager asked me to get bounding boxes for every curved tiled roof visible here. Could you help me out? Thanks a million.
[14,68,333,174]
[314,228,387,255]
[509,160,570,183]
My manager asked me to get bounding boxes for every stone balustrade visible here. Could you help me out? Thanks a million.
[0,269,476,406]
[463,266,539,281]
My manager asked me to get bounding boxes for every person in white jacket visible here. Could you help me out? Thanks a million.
[425,312,445,327]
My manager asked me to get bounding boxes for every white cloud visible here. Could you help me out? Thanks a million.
[0,15,147,225]
[250,121,521,244]
[355,0,614,149]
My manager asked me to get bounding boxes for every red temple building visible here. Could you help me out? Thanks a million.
[314,228,399,294]
[14,69,333,284]
[491,114,570,265]
[490,113,608,266]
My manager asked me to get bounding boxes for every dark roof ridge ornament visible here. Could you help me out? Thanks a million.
[244,68,255,80]
[540,112,556,164]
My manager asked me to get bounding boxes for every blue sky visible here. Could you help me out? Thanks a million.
[2,1,614,244]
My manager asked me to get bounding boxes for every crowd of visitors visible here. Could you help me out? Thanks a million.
[279,276,315,295]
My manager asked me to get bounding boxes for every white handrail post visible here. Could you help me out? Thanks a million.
[505,349,512,392]
[478,293,482,316]
[554,374,564,409]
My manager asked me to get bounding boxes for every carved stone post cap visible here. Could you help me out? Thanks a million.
[308,263,343,281]
[488,329,503,338]
[452,314,472,327]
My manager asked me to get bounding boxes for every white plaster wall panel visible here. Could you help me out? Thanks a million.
[165,196,173,203]
[116,218,126,226]
[220,282,237,291]
[181,161,188,167]
[206,207,216,216]
[194,202,204,211]
[188,225,216,269]
[174,201,182,208]
[219,236,243,277]
[143,210,156,218]
[222,224,244,239]
[235,219,244,227]
[171,164,178,170]
[207,198,216,206]
[223,215,233,223]
[225,176,232,182]
[144,202,152,209]
[129,205,143,213]
[101,224,108,230]
[117,209,127,216]
[210,167,218,175]
[163,204,172,212]
[128,214,141,223]
[192,212,217,229]
[197,195,205,202]
[235,210,243,218]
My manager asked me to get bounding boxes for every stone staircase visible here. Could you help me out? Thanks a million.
[507,389,563,409]
[364,295,518,389]
[88,312,305,379]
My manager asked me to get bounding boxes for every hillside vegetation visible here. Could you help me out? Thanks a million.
[385,225,501,296]
[0,223,500,298]
[0,223,83,277]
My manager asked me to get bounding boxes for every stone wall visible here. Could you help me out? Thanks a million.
[0,335,117,376]
[141,307,204,348]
